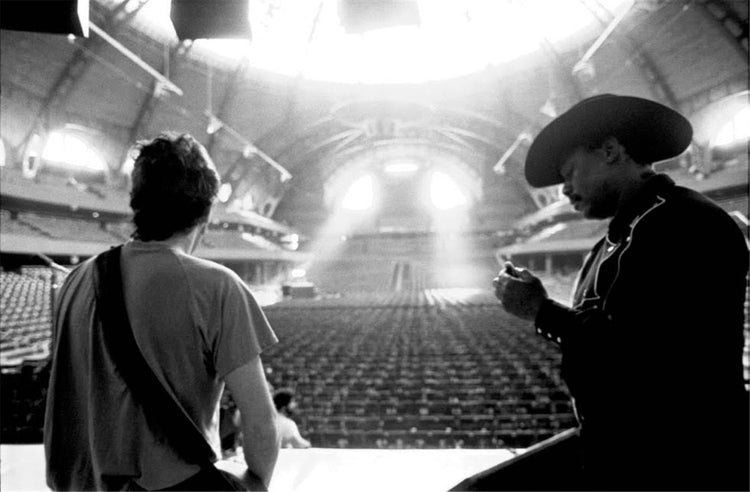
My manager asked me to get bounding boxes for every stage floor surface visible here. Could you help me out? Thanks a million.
[1,444,517,491]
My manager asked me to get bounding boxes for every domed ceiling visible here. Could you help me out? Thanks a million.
[0,0,747,236]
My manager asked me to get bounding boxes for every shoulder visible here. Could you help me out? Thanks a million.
[59,255,97,292]
[645,184,739,234]
[659,184,732,219]
[638,184,748,260]
[174,252,245,289]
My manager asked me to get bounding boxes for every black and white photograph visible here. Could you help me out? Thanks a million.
[1,1,748,490]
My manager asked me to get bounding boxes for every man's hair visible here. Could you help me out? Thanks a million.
[273,388,294,411]
[129,133,220,241]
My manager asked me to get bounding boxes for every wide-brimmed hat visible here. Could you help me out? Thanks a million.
[524,94,693,188]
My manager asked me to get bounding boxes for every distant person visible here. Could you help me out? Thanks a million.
[493,95,749,490]
[220,389,242,457]
[273,388,312,449]
[44,133,280,490]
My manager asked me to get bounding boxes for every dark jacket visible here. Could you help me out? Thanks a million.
[535,174,749,490]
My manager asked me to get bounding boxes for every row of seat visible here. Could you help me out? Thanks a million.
[256,296,577,448]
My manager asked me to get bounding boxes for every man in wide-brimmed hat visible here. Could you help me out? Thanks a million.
[493,94,748,490]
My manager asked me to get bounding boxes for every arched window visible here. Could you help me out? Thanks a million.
[41,130,107,173]
[0,138,6,168]
[713,106,750,148]
[342,174,374,211]
[430,170,467,210]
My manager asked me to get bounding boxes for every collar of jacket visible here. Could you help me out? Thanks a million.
[607,173,675,243]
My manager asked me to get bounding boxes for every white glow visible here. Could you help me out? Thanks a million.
[384,161,420,175]
[342,174,374,211]
[291,268,306,279]
[735,106,750,141]
[241,232,280,250]
[121,155,134,175]
[430,171,467,210]
[135,0,629,84]
[242,193,254,210]
[281,233,300,251]
[77,0,89,37]
[715,123,735,146]
[217,183,233,203]
[0,139,6,167]
[41,131,107,172]
[715,106,750,147]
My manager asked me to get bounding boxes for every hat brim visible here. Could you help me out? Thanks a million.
[524,95,693,188]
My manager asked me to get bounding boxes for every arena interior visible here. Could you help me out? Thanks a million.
[0,1,748,490]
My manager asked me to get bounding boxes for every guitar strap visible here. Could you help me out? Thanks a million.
[93,245,257,491]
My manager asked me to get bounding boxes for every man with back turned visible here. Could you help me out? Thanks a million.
[44,133,280,490]
[493,94,749,490]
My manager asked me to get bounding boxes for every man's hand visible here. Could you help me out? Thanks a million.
[492,261,548,321]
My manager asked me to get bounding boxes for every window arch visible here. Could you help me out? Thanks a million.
[342,174,375,211]
[41,130,107,173]
[713,106,750,148]
[0,138,6,168]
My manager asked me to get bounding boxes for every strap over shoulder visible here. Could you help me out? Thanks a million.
[92,245,264,490]
[93,245,215,465]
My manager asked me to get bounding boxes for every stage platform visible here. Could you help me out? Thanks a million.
[1,445,518,491]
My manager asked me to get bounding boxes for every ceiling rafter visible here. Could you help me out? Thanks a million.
[582,0,679,107]
[21,0,150,148]
[126,40,192,152]
[538,39,585,104]
[206,54,251,155]
[297,129,366,157]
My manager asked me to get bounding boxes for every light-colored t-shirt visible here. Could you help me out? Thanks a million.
[276,413,308,448]
[44,240,278,490]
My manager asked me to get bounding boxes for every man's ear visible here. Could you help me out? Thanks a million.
[601,136,625,164]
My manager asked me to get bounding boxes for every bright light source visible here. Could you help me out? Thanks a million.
[282,233,300,251]
[384,161,419,175]
[217,183,233,203]
[136,0,629,84]
[291,268,306,279]
[715,106,750,147]
[121,156,134,175]
[715,123,735,147]
[42,131,107,172]
[76,0,89,38]
[735,106,750,141]
[341,174,374,210]
[430,171,467,210]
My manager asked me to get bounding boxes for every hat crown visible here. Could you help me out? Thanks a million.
[524,94,693,188]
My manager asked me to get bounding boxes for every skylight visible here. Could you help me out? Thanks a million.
[134,0,629,84]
